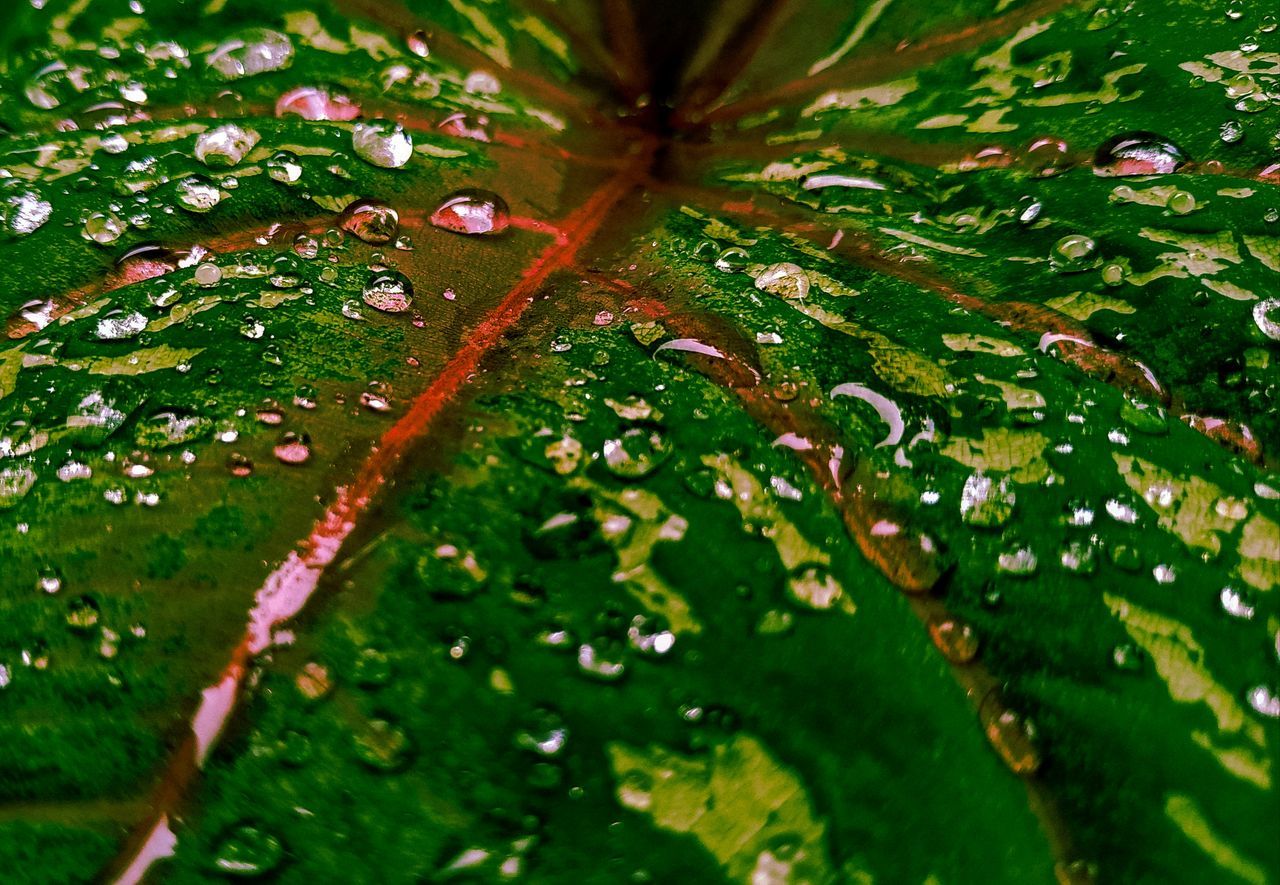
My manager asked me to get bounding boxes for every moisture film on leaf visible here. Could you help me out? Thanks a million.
[0,0,1277,883]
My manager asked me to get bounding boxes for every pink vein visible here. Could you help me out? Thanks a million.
[107,142,653,885]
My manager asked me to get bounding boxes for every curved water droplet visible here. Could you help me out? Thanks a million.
[351,120,413,169]
[1093,132,1187,177]
[429,189,510,235]
[339,198,399,244]
[194,123,258,167]
[274,85,360,121]
[361,270,414,313]
[207,29,294,80]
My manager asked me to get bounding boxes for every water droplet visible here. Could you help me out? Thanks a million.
[997,541,1038,576]
[66,595,101,632]
[265,150,302,184]
[602,428,670,479]
[1252,298,1280,340]
[437,112,490,142]
[754,262,810,300]
[960,473,1016,527]
[464,70,501,95]
[430,189,510,236]
[194,123,258,167]
[0,466,37,508]
[714,247,749,272]
[516,709,569,757]
[339,198,399,244]
[94,309,147,340]
[785,564,846,610]
[35,564,62,594]
[175,175,222,213]
[1049,234,1099,273]
[577,642,626,682]
[207,29,294,80]
[1094,132,1187,177]
[212,824,284,876]
[135,409,211,448]
[1168,191,1196,215]
[351,119,413,168]
[82,210,126,245]
[293,234,318,259]
[1247,685,1280,718]
[268,254,301,289]
[194,261,222,287]
[928,617,980,663]
[407,30,431,57]
[2,191,53,237]
[362,270,414,313]
[274,85,359,121]
[273,432,311,465]
[353,718,412,770]
[980,689,1041,774]
[1219,586,1256,620]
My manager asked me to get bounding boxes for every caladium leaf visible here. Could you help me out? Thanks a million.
[0,1,1276,883]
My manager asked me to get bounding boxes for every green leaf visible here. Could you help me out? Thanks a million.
[0,1,1276,884]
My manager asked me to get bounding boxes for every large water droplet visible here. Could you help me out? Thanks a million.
[94,309,147,340]
[194,123,258,167]
[1252,298,1280,340]
[602,427,670,479]
[265,150,302,184]
[754,262,810,300]
[82,211,126,245]
[273,432,311,465]
[362,270,414,313]
[1049,234,1099,273]
[352,718,412,770]
[212,824,284,876]
[351,120,413,169]
[274,85,360,121]
[928,616,980,663]
[1093,132,1187,177]
[339,198,399,244]
[429,189,510,235]
[2,191,53,237]
[175,175,222,213]
[960,472,1015,527]
[785,564,846,610]
[207,29,294,80]
[0,466,36,509]
[980,689,1041,774]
